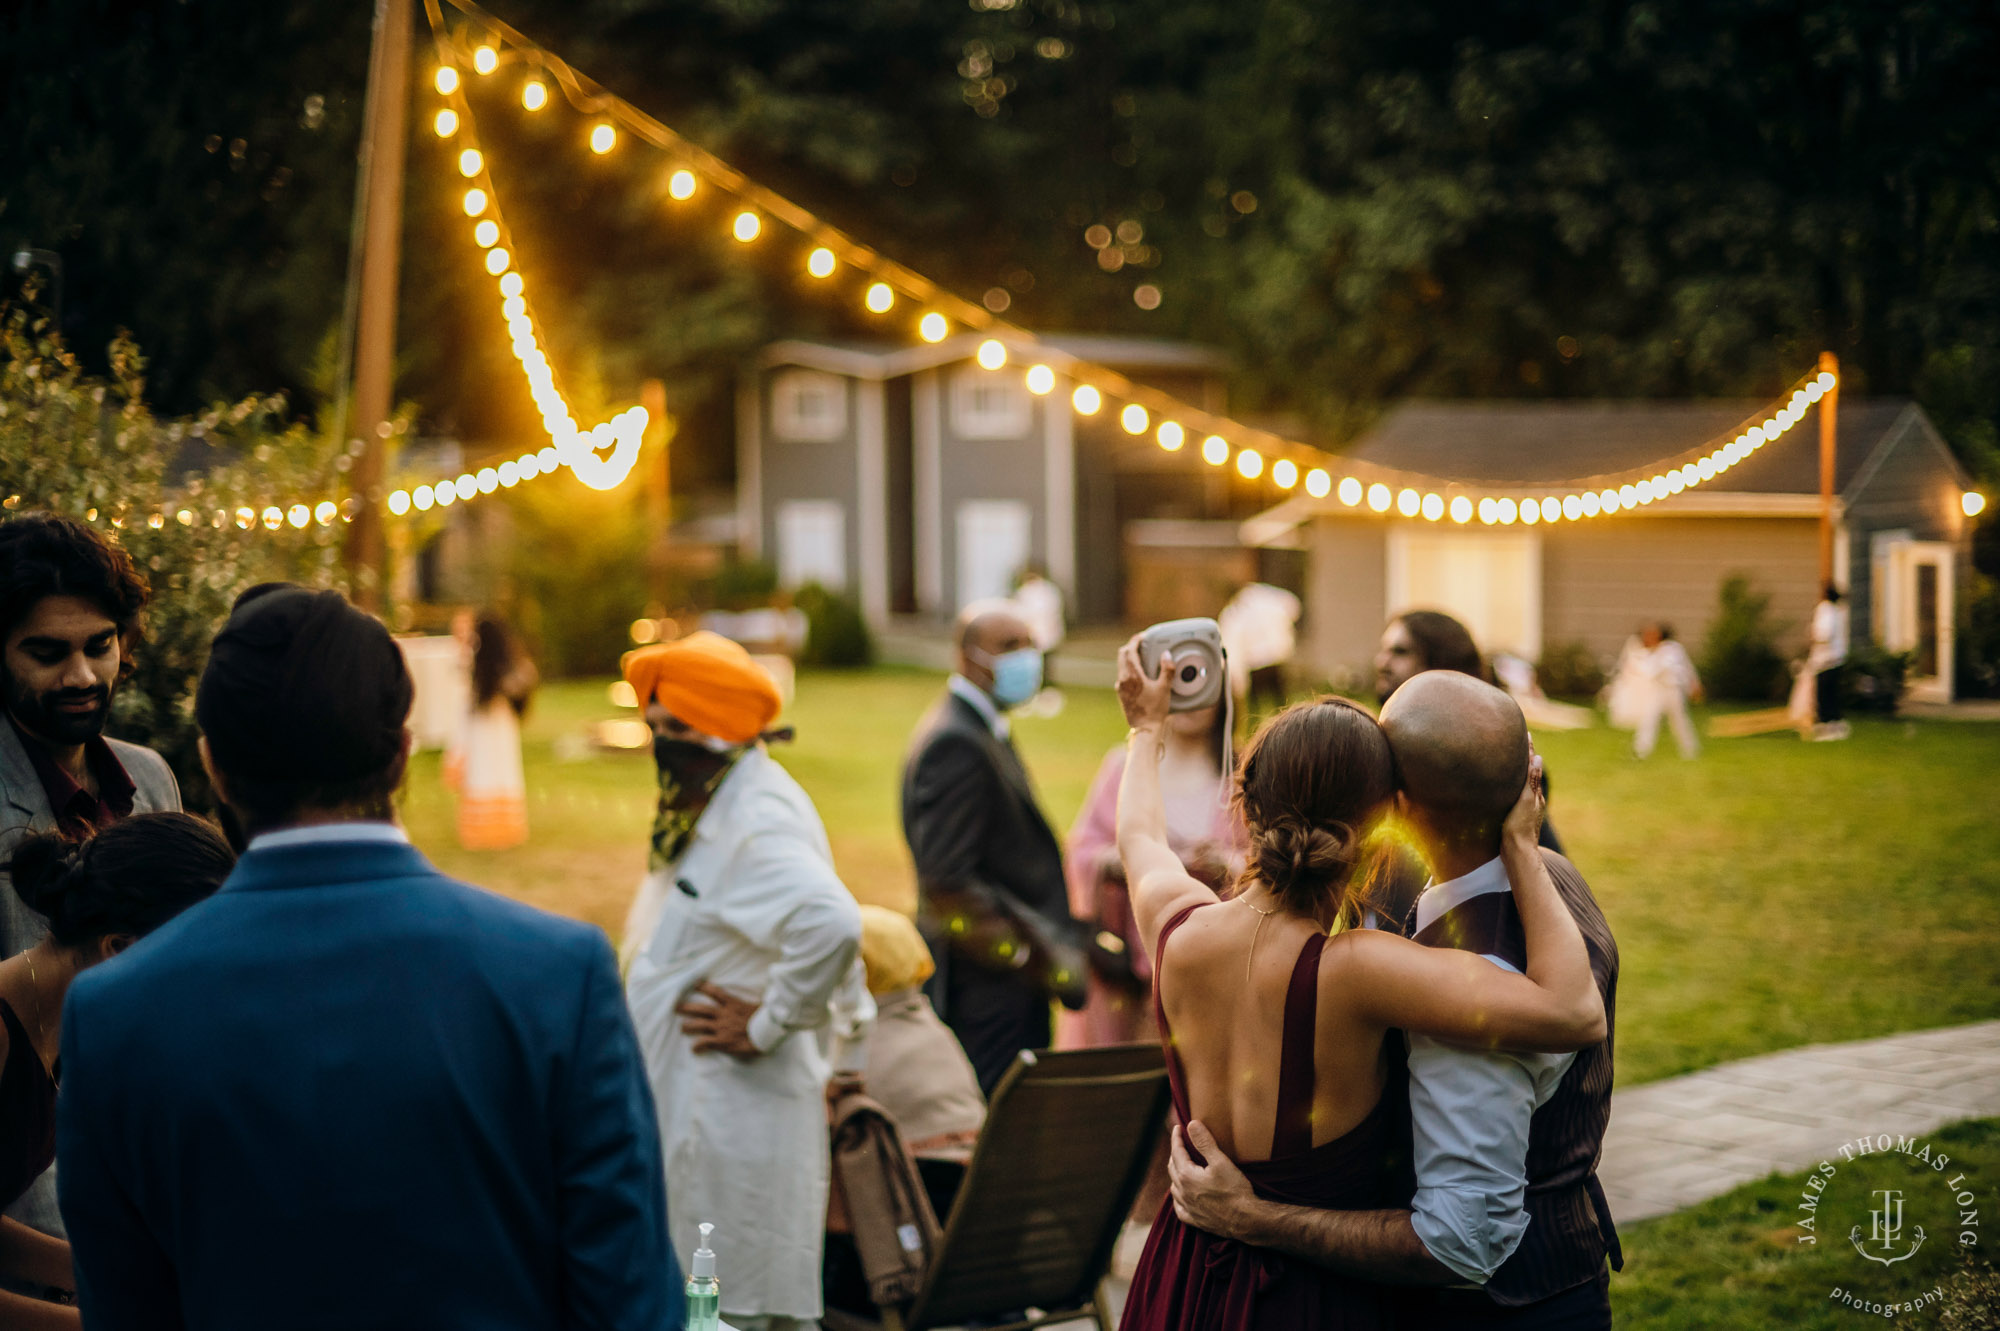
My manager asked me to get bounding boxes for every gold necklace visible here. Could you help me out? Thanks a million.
[1240,891,1283,987]
[21,950,50,1061]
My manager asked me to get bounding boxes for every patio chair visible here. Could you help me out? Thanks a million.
[827,1042,1171,1331]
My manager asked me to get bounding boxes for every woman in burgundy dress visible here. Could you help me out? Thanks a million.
[0,813,233,1328]
[1111,641,1604,1330]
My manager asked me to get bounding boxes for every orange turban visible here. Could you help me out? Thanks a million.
[620,632,783,743]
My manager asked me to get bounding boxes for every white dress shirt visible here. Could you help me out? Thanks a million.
[947,673,1009,740]
[246,821,411,852]
[1404,857,1575,1285]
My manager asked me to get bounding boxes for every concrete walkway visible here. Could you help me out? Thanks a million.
[1598,1019,2000,1223]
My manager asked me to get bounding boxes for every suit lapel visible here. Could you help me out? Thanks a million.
[0,717,54,829]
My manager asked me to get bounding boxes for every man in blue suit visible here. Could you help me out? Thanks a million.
[56,584,682,1330]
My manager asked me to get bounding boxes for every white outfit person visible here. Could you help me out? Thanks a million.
[1608,637,1701,759]
[625,745,871,1327]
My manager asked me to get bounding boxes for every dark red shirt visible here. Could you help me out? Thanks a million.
[6,714,136,834]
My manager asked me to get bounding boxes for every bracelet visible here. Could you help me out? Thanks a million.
[1127,725,1166,758]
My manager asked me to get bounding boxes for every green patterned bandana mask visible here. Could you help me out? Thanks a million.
[648,738,742,871]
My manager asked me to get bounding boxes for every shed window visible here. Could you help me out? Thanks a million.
[772,370,848,442]
[950,369,1032,440]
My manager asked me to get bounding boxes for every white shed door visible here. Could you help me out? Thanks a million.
[776,500,848,591]
[956,500,1033,610]
[1386,530,1543,661]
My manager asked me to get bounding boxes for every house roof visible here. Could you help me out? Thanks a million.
[1339,398,1919,495]
[759,333,1228,381]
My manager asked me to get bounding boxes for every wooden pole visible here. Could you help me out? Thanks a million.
[1817,350,1839,590]
[641,378,671,610]
[345,0,413,612]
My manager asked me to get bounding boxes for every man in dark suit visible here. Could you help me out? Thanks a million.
[901,601,1089,1093]
[56,585,681,1330]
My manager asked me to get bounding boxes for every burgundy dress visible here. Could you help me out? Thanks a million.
[0,998,58,1214]
[1120,904,1414,1331]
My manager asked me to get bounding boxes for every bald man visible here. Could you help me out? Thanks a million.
[1168,673,1621,1330]
[899,603,1089,1093]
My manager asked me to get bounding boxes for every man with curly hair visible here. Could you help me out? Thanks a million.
[0,512,181,1244]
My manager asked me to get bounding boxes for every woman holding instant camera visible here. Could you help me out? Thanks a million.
[1061,622,1244,1050]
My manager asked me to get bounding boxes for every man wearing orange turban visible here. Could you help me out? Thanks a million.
[618,632,871,1331]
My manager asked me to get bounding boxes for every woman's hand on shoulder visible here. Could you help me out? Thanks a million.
[1500,750,1545,848]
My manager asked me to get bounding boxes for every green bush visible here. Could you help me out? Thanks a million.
[0,307,346,809]
[1960,571,2000,698]
[1939,1256,2000,1331]
[1843,642,1910,712]
[499,473,648,678]
[707,556,779,611]
[793,583,874,667]
[1536,640,1606,699]
[1698,574,1790,702]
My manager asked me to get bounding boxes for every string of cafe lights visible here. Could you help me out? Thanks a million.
[410,0,1926,530]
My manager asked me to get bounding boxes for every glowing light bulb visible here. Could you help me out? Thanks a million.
[1397,488,1420,517]
[1521,499,1541,525]
[807,248,837,279]
[1201,435,1228,466]
[1563,494,1583,520]
[1338,476,1363,506]
[732,211,761,243]
[456,474,478,500]
[1121,404,1149,435]
[1965,491,1988,517]
[463,188,488,216]
[1539,496,1561,522]
[1273,460,1297,488]
[473,45,498,75]
[458,148,483,178]
[1421,493,1444,522]
[1805,381,1825,403]
[1072,385,1103,416]
[499,462,519,488]
[668,169,698,200]
[287,504,310,529]
[1497,498,1519,524]
[918,312,949,343]
[1236,449,1263,479]
[864,283,895,313]
[498,272,523,298]
[1449,495,1473,523]
[1618,484,1637,508]
[1479,498,1498,524]
[433,109,459,138]
[474,219,500,248]
[485,247,510,275]
[477,468,499,494]
[435,66,460,95]
[590,123,616,154]
[522,80,548,111]
[1581,492,1601,517]
[413,486,435,511]
[315,500,339,525]
[388,490,411,516]
[1367,483,1392,513]
[976,339,1007,370]
[1025,364,1055,395]
[1817,371,1837,390]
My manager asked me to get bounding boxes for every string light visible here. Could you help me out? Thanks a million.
[864,283,895,314]
[1158,421,1185,452]
[458,148,483,177]
[976,339,1007,371]
[590,123,616,154]
[522,80,547,110]
[1421,493,1444,521]
[434,109,459,137]
[1338,477,1363,506]
[918,312,949,343]
[1072,385,1103,416]
[1450,496,1473,523]
[435,66,460,95]
[1368,484,1392,513]
[1121,404,1149,435]
[1272,459,1297,489]
[474,219,499,247]
[1236,449,1263,479]
[1397,488,1420,517]
[463,187,487,216]
[1305,469,1331,498]
[732,211,761,242]
[388,490,412,515]
[1025,364,1055,395]
[1966,491,1988,517]
[807,248,837,279]
[1201,436,1228,466]
[667,169,697,200]
[473,45,498,74]
[484,247,510,275]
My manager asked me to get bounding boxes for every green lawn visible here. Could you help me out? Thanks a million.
[402,670,2000,1090]
[1612,1117,1999,1329]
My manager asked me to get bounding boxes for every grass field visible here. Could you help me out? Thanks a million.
[402,670,2000,1089]
[1611,1117,1999,1328]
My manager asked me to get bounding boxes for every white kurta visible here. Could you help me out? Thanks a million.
[624,746,871,1321]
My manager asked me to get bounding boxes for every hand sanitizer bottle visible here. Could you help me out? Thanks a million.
[685,1223,721,1331]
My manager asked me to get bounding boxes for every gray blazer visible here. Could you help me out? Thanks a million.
[0,717,180,1238]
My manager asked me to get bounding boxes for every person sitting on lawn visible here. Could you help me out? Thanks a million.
[621,632,872,1331]
[1166,669,1622,1330]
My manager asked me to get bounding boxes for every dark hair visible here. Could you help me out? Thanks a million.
[0,513,150,675]
[195,583,413,831]
[8,813,234,949]
[471,614,531,715]
[1392,610,1485,680]
[1824,584,1843,603]
[1233,697,1396,926]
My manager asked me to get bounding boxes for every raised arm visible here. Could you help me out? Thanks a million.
[1114,638,1221,957]
[1335,760,1604,1053]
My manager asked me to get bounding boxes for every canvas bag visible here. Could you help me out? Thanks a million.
[827,1089,943,1308]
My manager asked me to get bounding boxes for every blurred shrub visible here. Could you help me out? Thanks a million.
[1959,571,2000,698]
[1698,574,1789,702]
[1843,643,1910,712]
[793,583,874,667]
[1536,640,1606,699]
[707,556,779,611]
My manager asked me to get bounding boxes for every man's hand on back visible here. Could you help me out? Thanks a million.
[1168,1120,1260,1240]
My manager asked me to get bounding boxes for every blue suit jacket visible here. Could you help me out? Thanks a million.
[56,836,683,1330]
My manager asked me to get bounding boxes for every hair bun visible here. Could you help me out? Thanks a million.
[7,832,82,923]
[1252,813,1359,900]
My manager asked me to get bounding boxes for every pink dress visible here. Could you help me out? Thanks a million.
[1059,747,1246,1049]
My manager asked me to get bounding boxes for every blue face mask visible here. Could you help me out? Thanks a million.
[978,647,1044,710]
